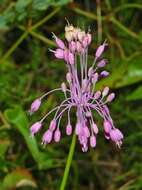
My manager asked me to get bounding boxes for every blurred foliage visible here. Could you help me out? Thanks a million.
[0,0,142,189]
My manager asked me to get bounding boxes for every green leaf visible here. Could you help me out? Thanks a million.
[126,86,142,101]
[1,168,37,190]
[0,15,8,30]
[0,140,10,160]
[51,0,72,6]
[4,106,53,169]
[15,0,32,12]
[32,0,52,10]
[32,0,72,10]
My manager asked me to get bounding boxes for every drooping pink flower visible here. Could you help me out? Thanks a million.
[66,124,72,135]
[30,121,42,136]
[42,130,53,145]
[54,129,61,142]
[30,98,41,113]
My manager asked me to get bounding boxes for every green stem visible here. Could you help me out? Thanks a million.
[105,0,111,10]
[113,3,142,14]
[96,0,102,43]
[110,17,141,42]
[60,133,76,190]
[0,31,28,64]
[29,31,56,46]
[32,7,60,29]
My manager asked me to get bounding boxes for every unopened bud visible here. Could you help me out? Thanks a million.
[102,86,109,97]
[53,33,65,49]
[76,41,83,53]
[92,73,98,83]
[95,42,108,58]
[65,31,73,42]
[90,135,96,148]
[66,72,72,83]
[97,60,107,68]
[54,129,61,142]
[61,82,67,92]
[54,49,64,59]
[107,93,115,102]
[78,31,85,42]
[88,67,93,77]
[69,41,76,52]
[66,124,72,135]
[68,52,74,65]
[100,71,109,77]
[30,98,41,113]
[94,91,101,99]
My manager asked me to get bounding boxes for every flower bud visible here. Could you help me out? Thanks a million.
[82,144,88,152]
[66,72,72,83]
[102,86,109,97]
[53,34,65,49]
[65,31,73,42]
[75,122,82,135]
[82,33,92,47]
[66,123,72,135]
[92,122,99,134]
[49,119,56,131]
[61,82,67,93]
[54,49,64,59]
[83,126,90,138]
[30,98,41,113]
[103,120,112,133]
[88,67,93,77]
[86,111,91,117]
[78,31,86,42]
[76,41,83,53]
[90,136,96,148]
[54,129,61,142]
[64,49,69,62]
[97,60,107,68]
[100,71,109,77]
[95,42,107,58]
[65,25,74,32]
[68,52,74,65]
[72,27,81,39]
[92,73,99,83]
[94,91,101,99]
[110,128,123,142]
[42,130,53,144]
[69,41,76,52]
[30,121,42,136]
[107,93,115,102]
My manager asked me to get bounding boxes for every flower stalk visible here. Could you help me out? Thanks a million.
[60,132,76,190]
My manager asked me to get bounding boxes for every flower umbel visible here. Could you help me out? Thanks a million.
[29,24,123,152]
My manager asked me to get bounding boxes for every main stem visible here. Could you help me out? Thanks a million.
[60,132,76,190]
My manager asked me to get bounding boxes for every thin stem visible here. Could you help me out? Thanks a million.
[96,0,102,43]
[110,17,141,42]
[40,88,62,99]
[105,0,111,10]
[60,132,76,190]
[30,31,56,46]
[32,7,60,29]
[0,31,28,64]
[113,3,142,14]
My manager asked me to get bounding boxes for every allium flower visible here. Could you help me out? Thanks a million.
[29,24,123,152]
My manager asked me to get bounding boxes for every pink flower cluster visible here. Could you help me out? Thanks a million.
[29,24,123,152]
